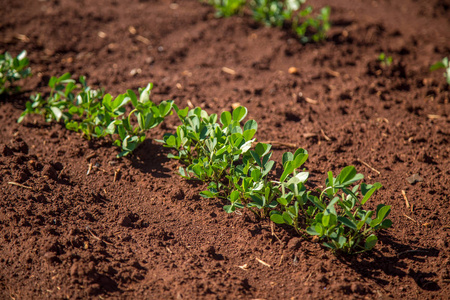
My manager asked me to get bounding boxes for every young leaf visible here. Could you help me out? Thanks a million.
[364,234,378,250]
[220,111,232,126]
[337,216,358,230]
[270,213,285,224]
[232,106,247,122]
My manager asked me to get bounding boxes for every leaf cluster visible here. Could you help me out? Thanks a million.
[430,57,450,85]
[18,73,173,157]
[378,52,393,67]
[162,105,392,254]
[204,0,331,44]
[293,5,331,43]
[249,0,331,43]
[0,50,32,95]
[208,0,246,17]
[272,166,391,253]
[251,0,305,27]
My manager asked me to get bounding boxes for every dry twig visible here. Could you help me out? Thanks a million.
[255,257,271,268]
[401,190,410,209]
[357,158,381,175]
[8,181,32,190]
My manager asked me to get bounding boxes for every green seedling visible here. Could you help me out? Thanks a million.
[294,5,331,43]
[163,104,392,254]
[160,106,259,202]
[19,73,172,157]
[430,57,450,85]
[305,166,391,254]
[208,0,246,17]
[378,52,393,67]
[251,0,305,27]
[0,50,31,95]
[18,73,85,123]
[160,105,276,216]
[111,84,173,157]
[270,148,311,233]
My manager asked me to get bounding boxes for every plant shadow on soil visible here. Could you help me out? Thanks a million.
[337,233,441,291]
[127,139,172,178]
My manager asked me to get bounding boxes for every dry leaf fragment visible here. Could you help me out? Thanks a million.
[222,67,236,75]
[288,67,299,74]
[128,26,137,35]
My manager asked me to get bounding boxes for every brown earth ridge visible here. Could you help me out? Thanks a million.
[1,0,450,299]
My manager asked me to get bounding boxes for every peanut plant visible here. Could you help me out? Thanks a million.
[0,50,31,95]
[204,0,331,43]
[162,105,392,254]
[208,0,246,17]
[18,73,173,157]
[378,52,393,67]
[430,57,450,85]
[294,5,331,43]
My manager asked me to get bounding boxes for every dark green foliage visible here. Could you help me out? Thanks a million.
[0,50,32,94]
[18,73,173,157]
[205,0,331,43]
[208,0,246,17]
[162,105,392,254]
[430,57,450,85]
[378,52,393,67]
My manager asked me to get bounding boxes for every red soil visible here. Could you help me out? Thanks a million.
[1,0,449,299]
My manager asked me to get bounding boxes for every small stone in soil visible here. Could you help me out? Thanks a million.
[406,173,424,185]
[119,216,132,227]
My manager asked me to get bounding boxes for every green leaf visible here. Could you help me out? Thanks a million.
[376,204,391,220]
[224,205,235,213]
[58,72,72,82]
[200,191,216,198]
[127,89,138,107]
[229,190,240,202]
[287,172,309,185]
[337,165,364,187]
[293,152,308,169]
[255,143,271,157]
[276,197,288,206]
[323,242,337,250]
[337,216,358,230]
[220,111,232,126]
[240,139,253,153]
[282,152,293,166]
[361,182,382,205]
[159,100,173,116]
[306,226,320,236]
[430,61,446,71]
[322,214,331,227]
[251,168,261,181]
[338,166,357,184]
[243,119,257,132]
[139,83,153,103]
[262,160,274,177]
[232,106,247,122]
[280,161,294,183]
[112,94,128,110]
[370,205,391,227]
[270,213,285,224]
[243,129,256,141]
[165,135,177,147]
[364,234,378,250]
[282,212,293,225]
[50,107,62,121]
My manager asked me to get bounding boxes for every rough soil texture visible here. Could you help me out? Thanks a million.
[1,0,450,299]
